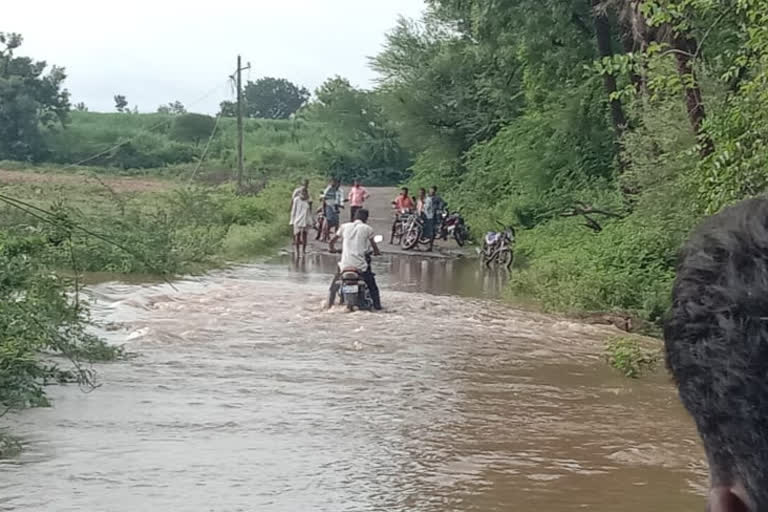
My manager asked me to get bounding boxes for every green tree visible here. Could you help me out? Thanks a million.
[169,113,216,145]
[0,32,70,161]
[304,76,410,185]
[243,77,310,119]
[114,94,128,113]
[157,100,186,115]
[218,100,236,117]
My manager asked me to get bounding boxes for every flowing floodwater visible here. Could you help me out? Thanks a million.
[0,253,707,511]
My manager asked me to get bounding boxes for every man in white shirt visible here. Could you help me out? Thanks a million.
[291,178,310,204]
[327,208,382,310]
[321,178,345,239]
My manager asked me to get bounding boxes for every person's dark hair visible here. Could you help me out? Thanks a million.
[419,187,426,195]
[401,187,409,194]
[355,208,370,223]
[665,197,768,509]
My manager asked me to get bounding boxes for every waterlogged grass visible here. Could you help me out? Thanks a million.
[0,173,302,274]
[604,336,662,378]
[504,207,694,328]
[0,169,303,440]
[0,434,21,459]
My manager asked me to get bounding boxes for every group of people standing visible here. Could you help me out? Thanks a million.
[390,185,444,252]
[288,178,372,256]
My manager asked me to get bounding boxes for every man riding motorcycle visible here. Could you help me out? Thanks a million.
[327,208,382,310]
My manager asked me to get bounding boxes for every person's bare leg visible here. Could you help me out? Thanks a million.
[301,229,308,255]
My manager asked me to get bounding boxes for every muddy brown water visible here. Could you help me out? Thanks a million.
[0,252,707,511]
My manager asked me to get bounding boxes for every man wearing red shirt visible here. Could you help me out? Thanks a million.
[347,179,370,222]
[390,187,415,244]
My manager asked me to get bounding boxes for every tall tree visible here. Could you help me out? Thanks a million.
[157,100,186,115]
[0,32,70,161]
[243,77,310,119]
[304,76,410,184]
[114,94,128,113]
[218,100,237,117]
[591,0,628,138]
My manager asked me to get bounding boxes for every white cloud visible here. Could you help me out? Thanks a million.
[6,0,425,113]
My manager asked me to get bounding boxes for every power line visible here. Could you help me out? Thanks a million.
[186,111,223,186]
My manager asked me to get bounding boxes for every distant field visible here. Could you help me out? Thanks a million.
[38,111,326,181]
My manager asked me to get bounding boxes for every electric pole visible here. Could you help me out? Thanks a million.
[234,55,250,193]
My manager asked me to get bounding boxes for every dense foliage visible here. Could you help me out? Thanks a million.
[367,0,768,325]
[220,77,310,120]
[302,76,411,185]
[0,33,70,161]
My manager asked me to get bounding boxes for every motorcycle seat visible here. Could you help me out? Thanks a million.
[485,232,501,245]
[341,268,361,280]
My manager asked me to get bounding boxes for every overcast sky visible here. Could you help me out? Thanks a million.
[6,0,425,113]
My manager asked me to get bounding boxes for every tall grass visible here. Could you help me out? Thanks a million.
[39,112,328,180]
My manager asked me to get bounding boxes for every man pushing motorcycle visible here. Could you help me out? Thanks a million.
[327,208,382,310]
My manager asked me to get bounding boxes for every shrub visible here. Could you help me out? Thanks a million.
[604,336,661,378]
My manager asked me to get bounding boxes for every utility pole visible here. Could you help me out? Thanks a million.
[234,55,250,193]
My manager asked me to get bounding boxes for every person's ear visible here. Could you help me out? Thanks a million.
[709,486,751,512]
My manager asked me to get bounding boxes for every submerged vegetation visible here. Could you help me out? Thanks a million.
[604,336,662,379]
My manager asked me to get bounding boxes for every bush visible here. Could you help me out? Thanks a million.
[169,113,216,145]
[0,230,121,413]
[604,336,661,378]
[506,200,695,324]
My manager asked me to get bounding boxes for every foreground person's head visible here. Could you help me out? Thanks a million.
[665,197,768,512]
[355,208,369,223]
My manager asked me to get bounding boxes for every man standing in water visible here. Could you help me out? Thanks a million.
[422,186,443,252]
[321,178,344,241]
[327,208,382,310]
[390,187,415,244]
[290,178,310,212]
[289,187,312,257]
[665,197,768,512]
[347,179,370,222]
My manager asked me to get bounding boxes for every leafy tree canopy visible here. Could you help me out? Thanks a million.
[0,32,70,161]
[243,77,310,119]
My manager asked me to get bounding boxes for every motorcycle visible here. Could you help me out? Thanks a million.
[337,234,384,312]
[481,225,515,269]
[440,210,469,247]
[390,208,414,245]
[400,212,424,250]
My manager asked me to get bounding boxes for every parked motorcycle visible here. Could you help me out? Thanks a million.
[400,213,424,250]
[337,235,384,312]
[440,210,469,247]
[390,208,414,245]
[481,225,515,269]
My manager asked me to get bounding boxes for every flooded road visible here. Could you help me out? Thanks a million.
[0,254,706,511]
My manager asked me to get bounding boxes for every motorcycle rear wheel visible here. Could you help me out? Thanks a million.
[499,248,513,269]
[402,224,422,250]
[454,229,466,247]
